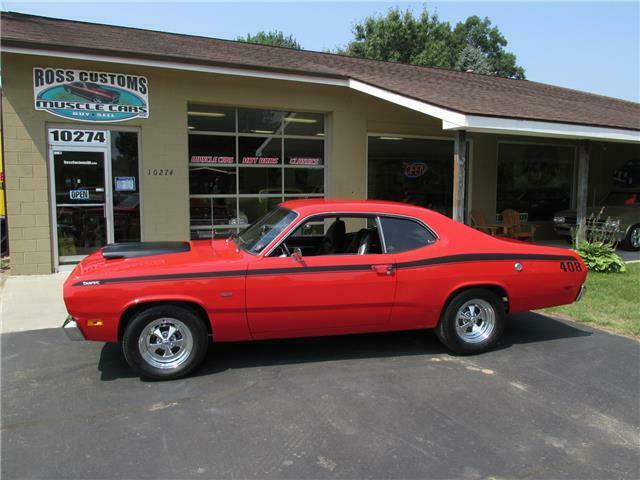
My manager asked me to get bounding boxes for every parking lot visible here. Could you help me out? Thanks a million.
[2,312,639,479]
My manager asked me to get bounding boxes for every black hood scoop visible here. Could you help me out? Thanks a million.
[102,242,191,260]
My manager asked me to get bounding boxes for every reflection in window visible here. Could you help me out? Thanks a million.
[188,106,326,239]
[187,105,235,132]
[189,167,236,195]
[239,136,281,165]
[379,217,435,253]
[368,136,454,217]
[497,143,575,222]
[283,112,324,137]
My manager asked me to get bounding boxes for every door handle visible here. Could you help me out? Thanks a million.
[371,264,394,276]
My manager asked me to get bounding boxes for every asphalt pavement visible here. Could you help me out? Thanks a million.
[2,312,639,479]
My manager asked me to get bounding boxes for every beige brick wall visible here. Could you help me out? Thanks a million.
[2,93,52,275]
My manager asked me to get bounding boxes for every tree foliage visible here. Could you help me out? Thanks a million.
[237,30,302,50]
[339,8,525,79]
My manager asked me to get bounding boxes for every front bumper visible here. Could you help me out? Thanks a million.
[63,316,86,341]
[575,284,586,302]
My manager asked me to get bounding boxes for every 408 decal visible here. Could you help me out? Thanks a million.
[560,261,582,272]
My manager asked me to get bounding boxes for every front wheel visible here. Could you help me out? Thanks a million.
[122,305,209,380]
[435,288,505,355]
[621,224,640,251]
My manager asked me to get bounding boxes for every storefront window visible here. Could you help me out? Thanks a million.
[497,143,575,222]
[187,105,235,132]
[111,131,140,243]
[367,136,454,217]
[188,105,326,239]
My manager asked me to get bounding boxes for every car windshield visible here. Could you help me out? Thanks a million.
[236,207,297,254]
[602,192,639,206]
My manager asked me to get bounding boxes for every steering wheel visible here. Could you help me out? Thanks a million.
[280,242,291,257]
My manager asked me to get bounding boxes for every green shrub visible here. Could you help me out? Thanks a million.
[577,241,626,273]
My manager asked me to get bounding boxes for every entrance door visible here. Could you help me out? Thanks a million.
[52,149,111,265]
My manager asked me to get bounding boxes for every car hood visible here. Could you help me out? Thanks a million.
[67,239,249,285]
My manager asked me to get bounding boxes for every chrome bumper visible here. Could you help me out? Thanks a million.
[63,316,86,341]
[575,284,586,302]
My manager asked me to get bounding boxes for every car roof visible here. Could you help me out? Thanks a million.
[280,198,436,218]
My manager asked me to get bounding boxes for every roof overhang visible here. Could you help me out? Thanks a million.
[4,45,639,144]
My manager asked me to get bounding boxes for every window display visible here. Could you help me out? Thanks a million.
[497,143,575,222]
[368,136,454,217]
[188,105,325,238]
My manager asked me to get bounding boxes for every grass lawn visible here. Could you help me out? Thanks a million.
[539,262,640,338]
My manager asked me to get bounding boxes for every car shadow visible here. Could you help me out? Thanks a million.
[97,312,592,381]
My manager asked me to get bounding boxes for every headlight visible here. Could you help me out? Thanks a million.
[605,219,620,228]
[553,216,565,224]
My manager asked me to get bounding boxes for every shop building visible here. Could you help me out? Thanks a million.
[1,12,639,275]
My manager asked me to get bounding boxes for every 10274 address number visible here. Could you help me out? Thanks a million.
[147,169,174,176]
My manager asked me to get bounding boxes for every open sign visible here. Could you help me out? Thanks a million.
[70,189,90,200]
[404,162,427,178]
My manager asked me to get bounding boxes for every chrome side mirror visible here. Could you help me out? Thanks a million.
[291,247,303,262]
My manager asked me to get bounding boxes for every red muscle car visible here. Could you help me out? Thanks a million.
[62,199,586,380]
[63,81,120,104]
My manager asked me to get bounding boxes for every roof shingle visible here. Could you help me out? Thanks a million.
[2,12,638,131]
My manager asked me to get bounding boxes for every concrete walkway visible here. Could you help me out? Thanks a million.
[0,272,69,333]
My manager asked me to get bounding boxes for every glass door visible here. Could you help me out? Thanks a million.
[52,149,111,264]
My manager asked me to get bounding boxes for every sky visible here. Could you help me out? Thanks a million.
[2,1,639,102]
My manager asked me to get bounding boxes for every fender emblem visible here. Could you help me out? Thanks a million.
[82,280,101,286]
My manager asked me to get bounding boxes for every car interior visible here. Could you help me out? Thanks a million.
[272,216,384,257]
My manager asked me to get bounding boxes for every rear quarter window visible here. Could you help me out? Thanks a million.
[380,216,436,253]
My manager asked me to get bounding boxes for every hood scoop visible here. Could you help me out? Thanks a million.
[102,242,191,260]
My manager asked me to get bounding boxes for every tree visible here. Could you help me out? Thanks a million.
[339,8,525,79]
[451,16,525,79]
[455,45,493,75]
[237,30,301,50]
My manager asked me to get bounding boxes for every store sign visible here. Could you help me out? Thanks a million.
[48,128,108,146]
[288,157,321,166]
[34,67,149,122]
[241,156,279,165]
[404,162,427,178]
[70,189,90,200]
[115,177,136,192]
[190,156,234,164]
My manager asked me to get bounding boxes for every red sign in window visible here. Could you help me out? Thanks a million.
[404,162,427,178]
[241,157,280,165]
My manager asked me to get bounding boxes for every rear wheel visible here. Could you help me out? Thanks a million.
[436,288,505,355]
[621,224,640,251]
[122,305,209,380]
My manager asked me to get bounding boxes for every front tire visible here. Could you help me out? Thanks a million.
[435,288,505,355]
[621,224,640,251]
[122,305,209,380]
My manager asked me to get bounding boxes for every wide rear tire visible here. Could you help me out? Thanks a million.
[122,305,209,380]
[436,288,505,355]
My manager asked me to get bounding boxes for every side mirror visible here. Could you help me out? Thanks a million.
[291,247,303,262]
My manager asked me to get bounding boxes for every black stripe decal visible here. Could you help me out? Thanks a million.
[397,253,575,269]
[73,253,576,286]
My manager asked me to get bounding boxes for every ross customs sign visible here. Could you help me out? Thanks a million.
[33,67,149,122]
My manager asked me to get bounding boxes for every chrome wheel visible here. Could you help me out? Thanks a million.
[631,226,640,248]
[138,318,194,370]
[454,300,496,344]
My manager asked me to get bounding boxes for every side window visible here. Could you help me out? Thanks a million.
[272,215,383,257]
[380,217,435,253]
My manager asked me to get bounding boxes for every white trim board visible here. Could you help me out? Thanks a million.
[5,46,639,144]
